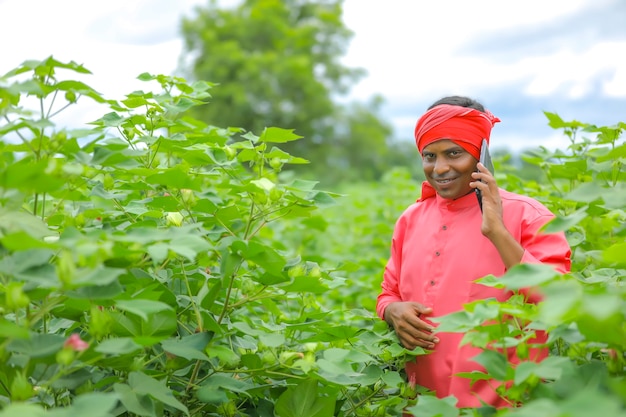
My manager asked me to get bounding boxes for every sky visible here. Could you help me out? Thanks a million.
[1,0,625,153]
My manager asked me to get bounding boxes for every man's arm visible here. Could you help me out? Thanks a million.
[471,162,527,269]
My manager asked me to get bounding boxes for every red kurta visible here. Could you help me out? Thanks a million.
[376,188,571,408]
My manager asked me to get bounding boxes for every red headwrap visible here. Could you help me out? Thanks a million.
[414,104,500,200]
[414,104,500,159]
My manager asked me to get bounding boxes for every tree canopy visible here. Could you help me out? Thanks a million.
[180,0,395,183]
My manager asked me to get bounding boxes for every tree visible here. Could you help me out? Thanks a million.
[179,0,394,184]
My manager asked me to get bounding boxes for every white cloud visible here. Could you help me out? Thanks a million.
[605,66,626,96]
[341,0,626,102]
[1,0,623,149]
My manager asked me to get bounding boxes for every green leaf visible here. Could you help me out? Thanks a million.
[245,240,286,276]
[251,177,275,191]
[538,281,582,325]
[128,372,189,415]
[73,266,124,286]
[280,276,328,294]
[310,191,337,208]
[121,96,150,108]
[564,182,607,203]
[514,356,569,384]
[200,278,222,310]
[0,318,30,339]
[542,206,588,233]
[161,332,211,361]
[496,263,560,290]
[604,242,626,267]
[169,235,212,262]
[115,299,174,321]
[47,392,120,417]
[7,333,65,358]
[432,310,480,333]
[163,97,202,113]
[113,383,157,417]
[145,168,202,190]
[147,243,170,264]
[0,231,55,251]
[259,332,285,348]
[265,147,309,164]
[138,310,178,340]
[557,387,625,417]
[323,348,373,364]
[274,379,335,417]
[69,280,124,300]
[230,321,266,337]
[317,358,360,377]
[581,292,624,321]
[0,404,46,417]
[405,395,459,417]
[471,349,512,381]
[137,72,156,81]
[96,337,142,355]
[543,111,586,130]
[0,249,52,273]
[195,386,229,405]
[206,345,239,366]
[0,209,54,240]
[220,250,242,280]
[53,80,106,103]
[259,127,302,143]
[197,374,254,402]
[381,370,404,387]
[93,112,125,127]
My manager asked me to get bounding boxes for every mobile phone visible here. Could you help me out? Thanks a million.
[475,138,494,212]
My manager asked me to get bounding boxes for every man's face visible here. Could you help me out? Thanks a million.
[421,139,478,200]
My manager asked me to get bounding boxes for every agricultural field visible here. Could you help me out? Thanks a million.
[0,58,624,416]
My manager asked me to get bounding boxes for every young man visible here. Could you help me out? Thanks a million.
[376,96,571,408]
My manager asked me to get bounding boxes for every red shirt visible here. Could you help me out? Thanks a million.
[376,189,571,408]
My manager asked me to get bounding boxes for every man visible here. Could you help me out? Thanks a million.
[376,96,571,408]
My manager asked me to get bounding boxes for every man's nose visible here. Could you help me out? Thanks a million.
[433,159,450,175]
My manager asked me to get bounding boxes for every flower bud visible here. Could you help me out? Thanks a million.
[64,91,77,103]
[180,189,196,207]
[166,212,184,227]
[64,333,89,351]
[5,282,30,311]
[56,250,76,287]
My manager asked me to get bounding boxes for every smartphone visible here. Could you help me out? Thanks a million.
[475,138,494,212]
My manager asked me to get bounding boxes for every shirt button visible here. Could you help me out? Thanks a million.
[435,251,440,256]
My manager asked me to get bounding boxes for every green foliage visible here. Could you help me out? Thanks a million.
[0,57,419,416]
[180,0,395,184]
[1,56,624,416]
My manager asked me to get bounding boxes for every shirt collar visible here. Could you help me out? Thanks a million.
[435,190,479,211]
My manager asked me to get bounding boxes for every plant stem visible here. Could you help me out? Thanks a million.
[185,360,202,394]
[181,260,203,331]
[216,258,244,325]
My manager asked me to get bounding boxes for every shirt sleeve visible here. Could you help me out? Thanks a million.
[517,212,572,303]
[376,215,406,320]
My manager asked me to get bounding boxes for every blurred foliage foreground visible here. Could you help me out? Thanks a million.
[0,58,625,416]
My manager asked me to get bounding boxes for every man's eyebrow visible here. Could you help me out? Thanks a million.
[442,144,466,151]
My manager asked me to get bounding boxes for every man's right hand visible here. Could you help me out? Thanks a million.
[384,302,439,350]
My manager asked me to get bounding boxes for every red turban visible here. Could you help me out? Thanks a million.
[414,104,500,160]
[414,104,500,201]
